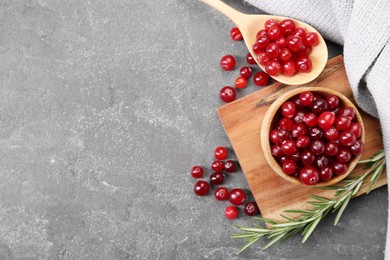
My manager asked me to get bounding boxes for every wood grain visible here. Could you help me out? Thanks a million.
[217,56,386,222]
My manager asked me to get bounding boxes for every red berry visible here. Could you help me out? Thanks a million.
[296,135,310,148]
[287,35,303,52]
[256,35,271,50]
[348,123,362,138]
[281,139,298,155]
[303,112,318,127]
[230,27,243,41]
[215,187,229,201]
[281,101,297,118]
[297,45,312,56]
[337,148,352,163]
[326,95,340,110]
[337,107,356,119]
[214,146,228,160]
[265,19,279,30]
[240,66,252,79]
[279,19,296,36]
[293,27,306,38]
[211,160,224,172]
[318,111,336,129]
[191,166,204,178]
[257,51,270,65]
[210,172,224,185]
[324,126,339,141]
[224,160,237,173]
[282,60,297,76]
[265,60,282,76]
[320,166,333,181]
[278,117,294,130]
[235,77,247,89]
[335,116,352,130]
[270,129,281,144]
[246,53,256,64]
[350,140,364,156]
[225,206,239,219]
[301,149,315,165]
[311,140,325,155]
[294,110,307,124]
[282,159,297,175]
[339,131,356,146]
[272,144,284,157]
[291,123,308,138]
[219,86,236,103]
[309,127,323,140]
[279,47,293,62]
[229,188,246,206]
[325,142,339,156]
[253,71,270,86]
[220,55,236,71]
[266,43,281,59]
[333,162,347,175]
[268,26,282,41]
[315,154,329,168]
[277,129,290,143]
[244,202,259,216]
[256,29,268,38]
[296,55,312,73]
[304,32,319,47]
[194,180,210,196]
[300,91,314,106]
[311,99,328,114]
[276,37,287,48]
[300,165,319,185]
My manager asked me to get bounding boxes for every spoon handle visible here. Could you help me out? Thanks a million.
[201,0,246,26]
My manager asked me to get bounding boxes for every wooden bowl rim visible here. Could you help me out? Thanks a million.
[260,87,365,187]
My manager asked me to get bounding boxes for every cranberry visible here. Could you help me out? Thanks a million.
[270,129,281,144]
[333,162,347,175]
[337,148,352,163]
[311,99,329,114]
[278,117,294,130]
[291,152,301,162]
[256,29,268,38]
[271,144,284,157]
[337,107,356,119]
[253,71,270,86]
[240,66,252,79]
[279,19,296,35]
[219,86,236,103]
[194,180,210,196]
[320,166,333,181]
[296,55,312,73]
[215,187,229,201]
[335,116,352,130]
[230,27,243,41]
[300,91,314,106]
[311,140,325,155]
[294,27,306,38]
[191,166,204,178]
[294,110,306,124]
[296,135,310,148]
[268,26,282,40]
[229,188,246,206]
[281,139,298,155]
[244,202,259,216]
[235,77,247,89]
[287,35,303,52]
[326,95,340,110]
[257,51,270,65]
[339,131,356,146]
[214,147,228,160]
[220,55,236,71]
[309,127,323,140]
[325,142,339,156]
[225,206,239,219]
[300,166,319,185]
[282,159,297,175]
[211,160,224,172]
[291,123,308,138]
[256,35,271,50]
[291,96,305,110]
[350,140,364,156]
[297,45,312,56]
[224,160,237,173]
[279,47,293,62]
[210,172,224,185]
[348,123,362,138]
[266,43,281,59]
[276,37,288,48]
[278,156,288,164]
[324,126,339,141]
[282,60,297,76]
[304,32,319,47]
[315,154,329,168]
[265,19,279,30]
[318,111,335,129]
[301,150,315,165]
[246,53,256,64]
[303,112,318,127]
[281,101,297,118]
[277,129,290,143]
[265,60,282,76]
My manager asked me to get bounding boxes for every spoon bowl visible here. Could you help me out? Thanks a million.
[201,0,328,85]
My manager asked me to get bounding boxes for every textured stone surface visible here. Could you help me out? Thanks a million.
[0,0,386,259]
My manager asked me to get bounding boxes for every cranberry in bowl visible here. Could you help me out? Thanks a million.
[261,87,365,187]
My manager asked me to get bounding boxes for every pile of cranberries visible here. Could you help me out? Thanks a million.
[253,19,319,76]
[192,146,259,219]
[269,91,364,185]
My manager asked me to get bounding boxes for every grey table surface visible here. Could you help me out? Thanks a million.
[0,0,387,259]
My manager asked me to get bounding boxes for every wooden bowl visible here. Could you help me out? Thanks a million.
[261,87,365,187]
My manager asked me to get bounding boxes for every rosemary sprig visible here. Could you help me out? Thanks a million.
[232,149,386,253]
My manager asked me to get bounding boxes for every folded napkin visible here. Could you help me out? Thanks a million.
[247,0,390,257]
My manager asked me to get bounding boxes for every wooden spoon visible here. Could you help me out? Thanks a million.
[201,0,328,85]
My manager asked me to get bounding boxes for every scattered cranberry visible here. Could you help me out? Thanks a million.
[229,188,246,206]
[220,55,236,71]
[215,187,229,201]
[224,160,237,173]
[240,66,252,79]
[253,71,270,86]
[210,172,224,185]
[246,53,256,64]
[230,27,243,41]
[235,77,247,89]
[211,160,224,172]
[214,147,228,160]
[244,202,259,216]
[225,206,239,219]
[219,86,236,103]
[191,166,204,178]
[194,180,210,196]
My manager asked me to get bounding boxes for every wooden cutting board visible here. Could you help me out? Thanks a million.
[217,56,387,222]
